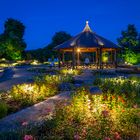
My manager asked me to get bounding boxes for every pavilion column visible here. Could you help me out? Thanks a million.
[62,51,65,63]
[99,47,102,69]
[110,50,113,64]
[77,51,80,66]
[96,49,99,69]
[72,47,76,69]
[92,52,95,64]
[114,49,117,68]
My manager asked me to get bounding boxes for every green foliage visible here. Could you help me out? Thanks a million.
[117,24,140,64]
[10,82,58,106]
[15,88,140,139]
[59,68,82,76]
[117,24,139,49]
[10,74,72,107]
[51,31,72,46]
[4,18,25,39]
[0,74,73,112]
[34,74,73,84]
[122,48,139,64]
[0,101,8,119]
[1,76,140,139]
[94,77,140,100]
[0,18,26,60]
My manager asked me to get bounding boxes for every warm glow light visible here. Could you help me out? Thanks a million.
[77,48,80,52]
[98,41,104,46]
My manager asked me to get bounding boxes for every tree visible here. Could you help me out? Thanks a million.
[52,31,72,46]
[44,31,72,60]
[117,24,140,65]
[45,31,72,50]
[117,24,139,49]
[122,48,138,64]
[0,18,26,60]
[25,31,72,62]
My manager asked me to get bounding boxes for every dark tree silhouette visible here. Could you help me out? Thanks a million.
[0,18,26,60]
[117,24,139,49]
[26,31,72,62]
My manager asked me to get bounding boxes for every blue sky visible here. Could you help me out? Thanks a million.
[0,0,140,50]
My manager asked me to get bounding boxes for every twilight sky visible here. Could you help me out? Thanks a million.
[0,0,140,50]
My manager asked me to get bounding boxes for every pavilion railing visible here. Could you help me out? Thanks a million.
[59,62,116,69]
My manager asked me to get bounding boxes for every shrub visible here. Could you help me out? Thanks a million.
[34,74,73,85]
[8,74,73,107]
[59,68,82,76]
[122,49,140,65]
[10,82,58,107]
[94,77,140,99]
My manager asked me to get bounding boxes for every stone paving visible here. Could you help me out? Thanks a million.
[74,69,95,85]
[0,91,71,132]
[0,67,37,91]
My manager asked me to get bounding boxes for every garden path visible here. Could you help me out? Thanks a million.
[74,69,94,86]
[0,67,37,91]
[0,91,71,132]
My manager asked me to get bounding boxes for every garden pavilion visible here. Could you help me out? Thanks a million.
[54,21,121,69]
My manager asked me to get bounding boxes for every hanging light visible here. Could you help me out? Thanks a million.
[77,48,80,52]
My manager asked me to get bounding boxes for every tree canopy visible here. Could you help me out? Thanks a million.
[117,24,139,49]
[26,31,72,62]
[0,18,26,60]
[117,24,140,64]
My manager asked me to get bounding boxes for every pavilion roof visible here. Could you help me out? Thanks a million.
[54,21,121,50]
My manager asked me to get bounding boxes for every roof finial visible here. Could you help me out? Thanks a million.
[83,20,92,32]
[86,21,89,24]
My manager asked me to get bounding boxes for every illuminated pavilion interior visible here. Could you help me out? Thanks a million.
[55,21,121,69]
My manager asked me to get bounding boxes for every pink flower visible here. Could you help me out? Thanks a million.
[133,104,138,108]
[45,108,51,113]
[24,135,34,140]
[114,132,121,140]
[102,110,109,117]
[82,129,87,136]
[22,121,28,126]
[104,137,111,140]
[74,134,80,140]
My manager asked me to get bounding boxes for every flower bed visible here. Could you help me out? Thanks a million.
[0,74,73,118]
[1,75,140,139]
[59,68,83,76]
[94,77,140,98]
[2,88,140,140]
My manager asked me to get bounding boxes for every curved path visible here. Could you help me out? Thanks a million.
[0,67,37,91]
[0,91,71,132]
[0,68,14,82]
[74,69,95,85]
